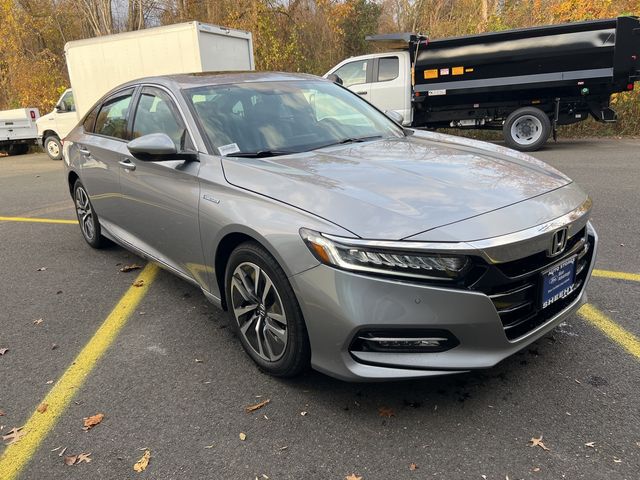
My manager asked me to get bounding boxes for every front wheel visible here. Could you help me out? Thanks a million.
[225,242,310,377]
[73,180,109,249]
[44,135,63,160]
[503,107,551,152]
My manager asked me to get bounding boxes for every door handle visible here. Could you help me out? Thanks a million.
[78,146,91,155]
[119,158,136,171]
[356,91,368,96]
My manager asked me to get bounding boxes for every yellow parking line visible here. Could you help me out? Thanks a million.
[0,263,160,480]
[578,304,640,360]
[0,216,78,225]
[592,269,640,283]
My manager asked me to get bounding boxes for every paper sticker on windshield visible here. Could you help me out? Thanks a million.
[428,89,447,96]
[218,143,240,156]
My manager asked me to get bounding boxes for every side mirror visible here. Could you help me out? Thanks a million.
[55,103,67,113]
[327,73,343,86]
[385,110,404,125]
[127,133,198,162]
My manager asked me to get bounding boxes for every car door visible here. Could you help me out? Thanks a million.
[78,88,136,228]
[368,56,407,119]
[332,58,373,99]
[119,85,204,280]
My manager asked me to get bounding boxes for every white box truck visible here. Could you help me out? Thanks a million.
[1,107,40,156]
[38,22,254,160]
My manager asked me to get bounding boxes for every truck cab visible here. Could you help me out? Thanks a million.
[324,51,412,125]
[36,89,78,160]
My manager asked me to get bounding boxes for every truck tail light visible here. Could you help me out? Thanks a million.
[627,83,634,90]
[30,110,36,120]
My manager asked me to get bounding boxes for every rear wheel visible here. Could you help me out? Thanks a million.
[73,180,108,249]
[44,135,63,160]
[225,242,310,377]
[503,107,551,152]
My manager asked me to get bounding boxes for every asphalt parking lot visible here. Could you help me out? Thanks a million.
[1,139,639,480]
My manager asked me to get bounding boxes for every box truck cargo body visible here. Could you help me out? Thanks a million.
[36,22,254,160]
[65,22,254,118]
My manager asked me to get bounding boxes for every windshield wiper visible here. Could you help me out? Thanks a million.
[312,135,383,151]
[225,150,294,158]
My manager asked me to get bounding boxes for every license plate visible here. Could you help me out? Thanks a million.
[541,255,577,309]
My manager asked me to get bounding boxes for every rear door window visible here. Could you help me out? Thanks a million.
[94,90,134,140]
[376,57,399,82]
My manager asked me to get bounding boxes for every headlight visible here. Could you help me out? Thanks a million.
[300,228,470,280]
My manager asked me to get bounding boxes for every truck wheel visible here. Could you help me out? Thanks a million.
[44,135,63,160]
[503,107,551,152]
[7,144,29,155]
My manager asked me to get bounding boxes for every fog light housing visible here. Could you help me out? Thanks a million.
[350,329,459,353]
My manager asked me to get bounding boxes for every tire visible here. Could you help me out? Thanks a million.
[503,107,551,152]
[73,180,109,249]
[44,135,63,160]
[224,241,310,377]
[7,144,29,155]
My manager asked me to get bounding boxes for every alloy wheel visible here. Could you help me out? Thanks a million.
[75,186,95,241]
[230,262,288,362]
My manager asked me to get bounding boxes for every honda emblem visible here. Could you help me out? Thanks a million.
[549,227,568,257]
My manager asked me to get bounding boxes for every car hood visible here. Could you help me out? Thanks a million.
[221,131,572,240]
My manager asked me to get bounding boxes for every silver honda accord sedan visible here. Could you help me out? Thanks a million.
[63,72,597,381]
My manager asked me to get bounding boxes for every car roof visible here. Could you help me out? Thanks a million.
[118,71,324,90]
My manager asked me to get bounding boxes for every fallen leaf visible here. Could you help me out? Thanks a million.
[133,449,151,472]
[239,432,247,441]
[46,380,53,384]
[204,444,214,449]
[52,344,59,350]
[195,358,203,363]
[300,411,308,416]
[36,267,47,271]
[533,467,541,472]
[0,348,8,356]
[132,279,144,287]
[613,457,622,463]
[120,264,142,272]
[33,318,43,325]
[2,426,25,444]
[63,455,78,466]
[279,446,288,451]
[529,436,550,451]
[37,403,48,413]
[409,462,418,470]
[76,453,92,464]
[345,474,363,480]
[83,413,104,431]
[378,406,395,418]
[245,399,270,413]
[585,441,596,448]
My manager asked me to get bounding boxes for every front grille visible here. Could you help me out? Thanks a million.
[469,228,594,341]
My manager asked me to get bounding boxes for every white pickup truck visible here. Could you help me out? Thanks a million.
[0,108,40,156]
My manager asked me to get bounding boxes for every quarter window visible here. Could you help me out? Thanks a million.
[82,105,99,133]
[333,60,368,87]
[94,91,133,140]
[132,87,191,150]
[377,57,399,82]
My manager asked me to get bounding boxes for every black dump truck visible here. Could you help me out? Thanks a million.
[325,16,640,151]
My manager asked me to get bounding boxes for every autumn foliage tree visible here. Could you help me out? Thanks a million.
[0,0,638,135]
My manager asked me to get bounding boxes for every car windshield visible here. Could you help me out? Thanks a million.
[185,80,403,156]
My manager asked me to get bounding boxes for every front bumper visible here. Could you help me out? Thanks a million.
[289,223,597,381]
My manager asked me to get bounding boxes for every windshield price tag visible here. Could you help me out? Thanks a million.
[218,143,241,156]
